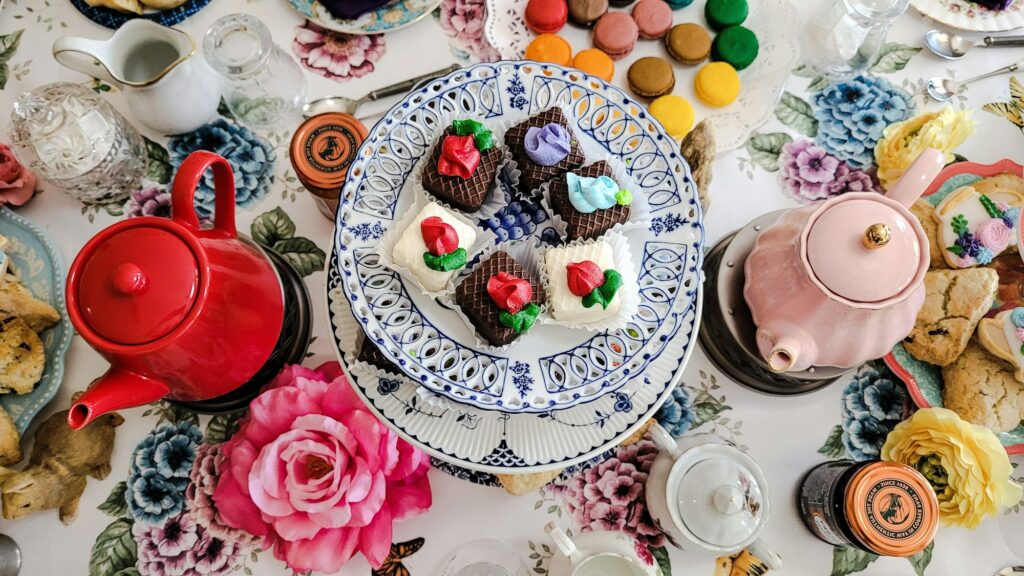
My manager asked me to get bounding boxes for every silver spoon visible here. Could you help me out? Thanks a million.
[995,568,1024,576]
[925,29,1024,60]
[0,534,21,576]
[926,59,1024,102]
[302,64,461,118]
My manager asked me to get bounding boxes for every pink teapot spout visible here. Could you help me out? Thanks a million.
[68,369,169,430]
[755,321,818,373]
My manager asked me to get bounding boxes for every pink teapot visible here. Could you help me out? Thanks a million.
[744,148,945,373]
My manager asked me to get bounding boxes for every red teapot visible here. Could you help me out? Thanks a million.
[67,151,285,429]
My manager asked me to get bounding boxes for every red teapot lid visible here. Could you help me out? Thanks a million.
[74,221,202,346]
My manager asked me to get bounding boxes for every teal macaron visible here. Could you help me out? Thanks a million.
[665,0,694,7]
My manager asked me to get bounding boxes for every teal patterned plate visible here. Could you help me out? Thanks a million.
[286,0,441,34]
[884,159,1024,455]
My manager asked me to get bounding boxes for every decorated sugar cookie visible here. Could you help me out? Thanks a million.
[933,185,1024,268]
[978,307,1024,383]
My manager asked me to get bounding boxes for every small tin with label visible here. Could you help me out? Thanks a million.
[290,112,367,220]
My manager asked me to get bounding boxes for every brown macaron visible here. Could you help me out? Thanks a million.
[665,23,712,65]
[568,0,609,25]
[626,56,675,98]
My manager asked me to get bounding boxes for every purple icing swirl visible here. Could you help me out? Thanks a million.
[524,124,571,167]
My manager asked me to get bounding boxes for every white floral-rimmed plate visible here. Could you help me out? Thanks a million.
[884,159,1024,455]
[285,0,441,35]
[913,0,1024,32]
[0,208,73,435]
[483,0,801,154]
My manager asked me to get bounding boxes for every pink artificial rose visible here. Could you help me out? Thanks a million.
[977,218,1013,253]
[213,363,432,573]
[0,144,36,207]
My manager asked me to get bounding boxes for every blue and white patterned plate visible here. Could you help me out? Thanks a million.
[0,208,73,435]
[69,0,212,29]
[286,0,441,35]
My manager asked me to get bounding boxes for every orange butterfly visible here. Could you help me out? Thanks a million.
[372,538,426,576]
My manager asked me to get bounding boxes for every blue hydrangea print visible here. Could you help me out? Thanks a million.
[168,119,276,218]
[840,362,908,461]
[813,76,914,169]
[126,421,203,525]
[656,385,696,438]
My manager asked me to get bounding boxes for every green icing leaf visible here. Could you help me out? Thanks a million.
[947,245,964,257]
[423,247,467,272]
[951,214,969,236]
[831,546,878,576]
[980,193,1002,218]
[90,518,137,576]
[583,270,623,310]
[616,189,633,206]
[499,303,541,334]
[474,131,494,152]
[452,119,494,151]
[744,132,793,172]
[818,424,848,459]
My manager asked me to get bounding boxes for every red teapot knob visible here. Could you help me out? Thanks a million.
[111,263,148,296]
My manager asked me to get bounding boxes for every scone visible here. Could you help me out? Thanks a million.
[0,318,44,395]
[0,280,60,333]
[972,173,1024,198]
[85,0,143,13]
[140,0,188,7]
[497,470,564,496]
[903,268,998,366]
[942,341,1024,432]
[910,199,948,270]
[0,406,20,466]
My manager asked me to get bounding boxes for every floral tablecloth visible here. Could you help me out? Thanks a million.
[0,0,1022,575]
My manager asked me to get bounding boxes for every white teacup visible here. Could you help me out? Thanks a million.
[545,523,660,576]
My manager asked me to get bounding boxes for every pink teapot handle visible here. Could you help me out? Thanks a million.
[884,148,945,209]
[170,151,237,239]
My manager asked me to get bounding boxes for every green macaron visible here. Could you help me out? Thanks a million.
[705,0,748,31]
[712,26,759,70]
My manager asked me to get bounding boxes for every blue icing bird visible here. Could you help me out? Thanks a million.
[567,174,621,214]
[1011,307,1024,329]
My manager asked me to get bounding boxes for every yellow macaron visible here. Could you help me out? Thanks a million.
[694,62,740,107]
[649,95,695,140]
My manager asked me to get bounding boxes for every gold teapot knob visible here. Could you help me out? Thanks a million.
[863,223,891,250]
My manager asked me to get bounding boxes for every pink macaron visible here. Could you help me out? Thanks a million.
[592,12,639,59]
[631,0,673,39]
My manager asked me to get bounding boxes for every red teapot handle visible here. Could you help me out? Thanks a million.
[170,151,237,238]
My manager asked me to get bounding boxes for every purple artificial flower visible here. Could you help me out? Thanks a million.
[125,187,171,218]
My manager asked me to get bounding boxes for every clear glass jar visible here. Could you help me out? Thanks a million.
[8,82,146,207]
[801,0,912,80]
[203,14,307,128]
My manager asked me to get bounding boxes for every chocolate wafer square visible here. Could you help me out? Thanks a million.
[506,108,585,193]
[455,251,543,347]
[549,161,631,241]
[422,126,502,212]
[357,333,400,375]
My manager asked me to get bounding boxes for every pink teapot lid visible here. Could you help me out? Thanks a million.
[805,196,924,303]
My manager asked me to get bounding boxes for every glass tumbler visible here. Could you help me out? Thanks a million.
[203,14,307,128]
[801,0,912,80]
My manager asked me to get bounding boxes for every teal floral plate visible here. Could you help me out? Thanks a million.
[0,208,72,434]
[884,159,1024,455]
[286,0,441,34]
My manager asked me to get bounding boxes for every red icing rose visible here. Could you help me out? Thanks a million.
[566,260,604,297]
[437,134,480,179]
[420,216,459,256]
[487,272,532,314]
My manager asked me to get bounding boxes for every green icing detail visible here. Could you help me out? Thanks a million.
[473,131,494,152]
[423,247,467,272]
[946,245,964,257]
[615,189,633,206]
[498,303,541,334]
[980,193,1002,218]
[951,214,969,236]
[1019,342,1024,357]
[451,119,494,152]
[582,270,623,310]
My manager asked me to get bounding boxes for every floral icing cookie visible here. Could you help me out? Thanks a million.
[977,307,1024,383]
[391,202,478,292]
[422,119,501,212]
[933,185,1023,268]
[544,240,623,323]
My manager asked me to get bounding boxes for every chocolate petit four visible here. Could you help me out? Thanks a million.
[505,108,585,192]
[455,251,543,346]
[422,119,502,212]
[549,161,633,241]
[357,333,400,375]
[392,202,478,292]
[545,240,623,324]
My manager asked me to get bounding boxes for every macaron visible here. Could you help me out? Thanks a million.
[665,23,712,65]
[573,48,615,81]
[631,0,673,39]
[568,0,608,25]
[665,0,694,7]
[525,0,569,34]
[525,33,573,66]
[627,56,675,98]
[694,61,740,107]
[712,25,759,70]
[705,0,748,31]
[593,12,640,59]
[649,95,695,140]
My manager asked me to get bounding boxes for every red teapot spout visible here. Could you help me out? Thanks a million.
[68,369,170,430]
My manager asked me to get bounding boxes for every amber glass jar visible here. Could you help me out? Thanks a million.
[798,460,938,557]
[289,112,367,220]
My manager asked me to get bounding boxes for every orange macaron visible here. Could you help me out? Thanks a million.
[525,34,573,66]
[572,48,615,81]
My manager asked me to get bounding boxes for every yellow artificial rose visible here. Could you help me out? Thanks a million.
[874,107,975,189]
[881,407,1022,529]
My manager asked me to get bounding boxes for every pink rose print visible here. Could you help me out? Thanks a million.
[292,21,386,82]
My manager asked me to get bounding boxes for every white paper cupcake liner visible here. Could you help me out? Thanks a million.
[441,239,546,353]
[377,188,497,300]
[537,231,640,332]
[538,155,652,241]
